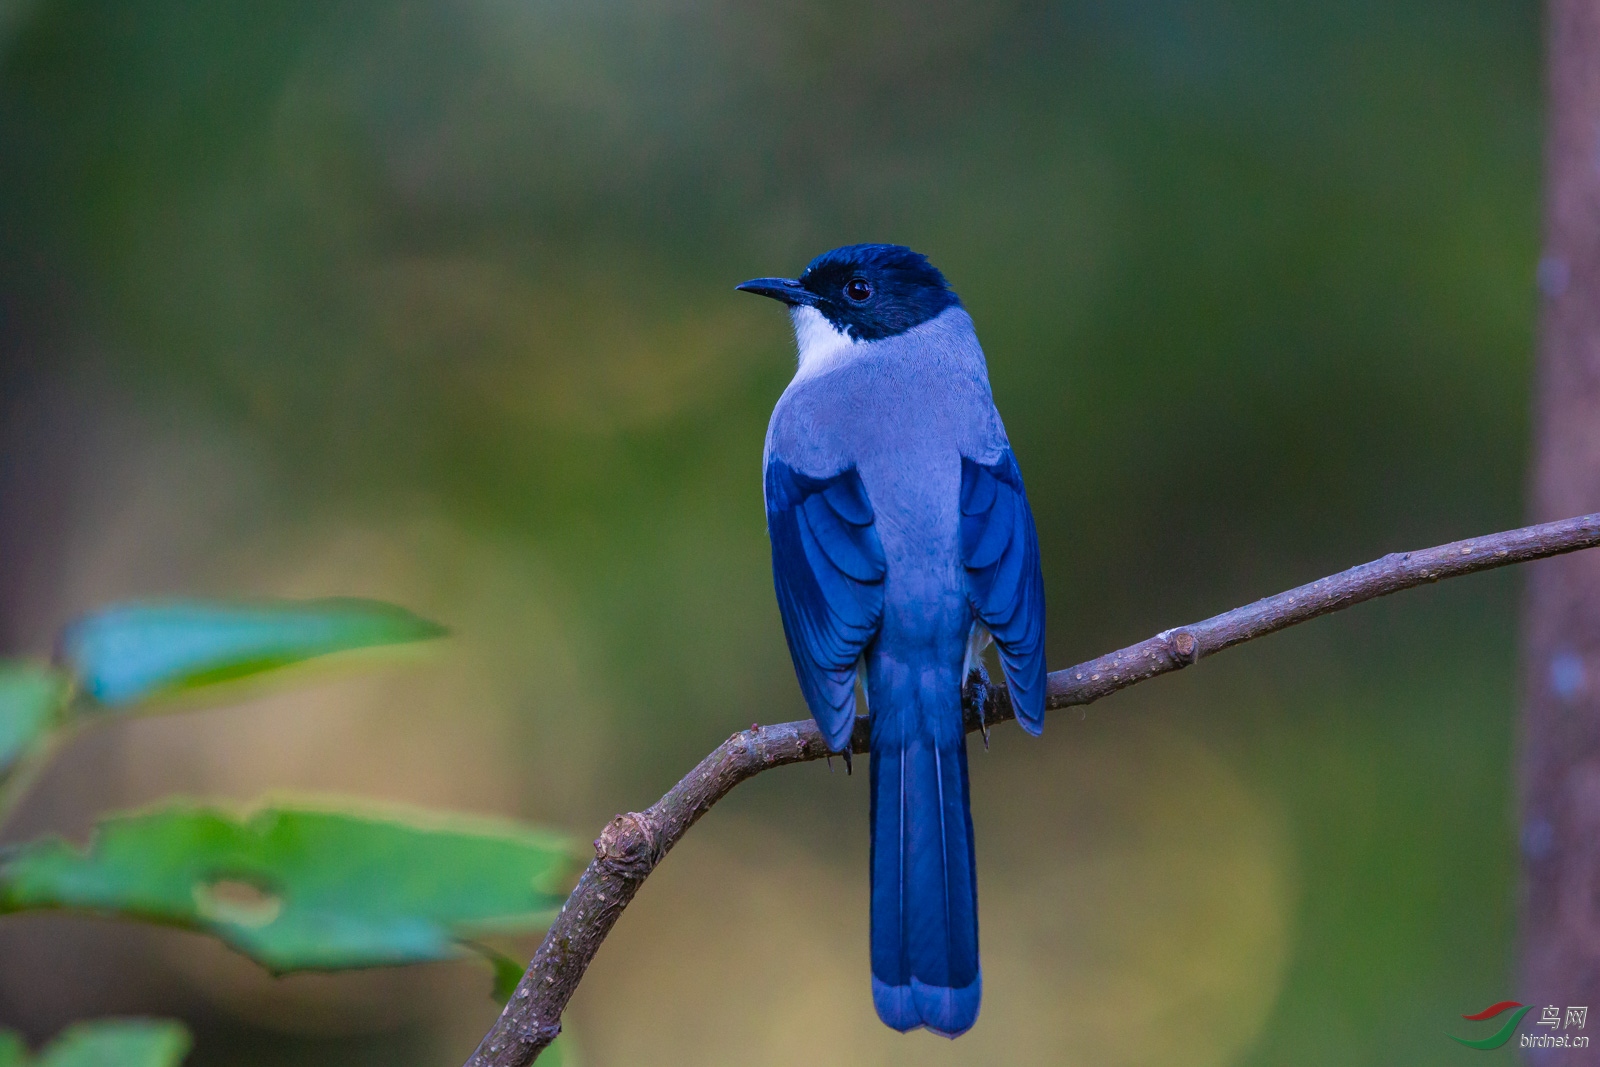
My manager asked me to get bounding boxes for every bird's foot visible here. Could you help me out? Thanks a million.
[963,664,992,750]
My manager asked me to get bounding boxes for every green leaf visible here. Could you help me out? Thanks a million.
[490,953,525,1002]
[32,1020,189,1067]
[0,800,573,971]
[59,598,447,708]
[464,941,529,1003]
[0,1021,191,1067]
[0,664,67,776]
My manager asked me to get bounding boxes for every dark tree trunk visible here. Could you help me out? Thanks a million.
[1520,3,1600,1061]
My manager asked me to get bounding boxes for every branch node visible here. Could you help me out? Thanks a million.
[593,811,663,880]
[1168,629,1199,664]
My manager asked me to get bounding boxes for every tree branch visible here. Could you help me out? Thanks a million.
[462,511,1600,1067]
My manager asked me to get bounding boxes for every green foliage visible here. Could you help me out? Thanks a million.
[0,801,572,970]
[0,1020,190,1067]
[0,595,576,1059]
[59,598,447,708]
[465,941,533,1003]
[0,664,67,776]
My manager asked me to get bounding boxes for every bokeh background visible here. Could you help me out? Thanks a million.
[0,0,1541,1063]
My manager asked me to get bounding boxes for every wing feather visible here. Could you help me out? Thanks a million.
[959,451,1047,733]
[767,459,886,750]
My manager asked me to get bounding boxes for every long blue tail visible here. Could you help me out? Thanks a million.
[868,679,981,1037]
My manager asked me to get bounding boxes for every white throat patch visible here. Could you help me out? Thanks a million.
[788,306,857,382]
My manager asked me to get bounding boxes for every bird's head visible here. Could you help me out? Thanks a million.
[737,244,961,348]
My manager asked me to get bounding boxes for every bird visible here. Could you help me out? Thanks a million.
[737,244,1047,1038]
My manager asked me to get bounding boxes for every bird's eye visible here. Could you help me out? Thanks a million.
[844,277,873,302]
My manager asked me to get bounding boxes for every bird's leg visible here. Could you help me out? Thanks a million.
[842,748,853,775]
[962,624,996,750]
[964,663,993,751]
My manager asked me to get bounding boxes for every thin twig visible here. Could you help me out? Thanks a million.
[462,511,1600,1067]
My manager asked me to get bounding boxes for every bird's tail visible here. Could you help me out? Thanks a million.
[868,679,981,1038]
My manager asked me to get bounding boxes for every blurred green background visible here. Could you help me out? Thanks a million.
[0,0,1540,1063]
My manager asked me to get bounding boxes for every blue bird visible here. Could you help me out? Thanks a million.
[738,244,1047,1038]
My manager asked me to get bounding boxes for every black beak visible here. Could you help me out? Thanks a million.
[735,277,819,307]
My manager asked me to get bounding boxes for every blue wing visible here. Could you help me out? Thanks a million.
[765,459,886,751]
[959,450,1047,733]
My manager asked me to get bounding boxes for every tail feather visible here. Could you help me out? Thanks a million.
[870,719,981,1037]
